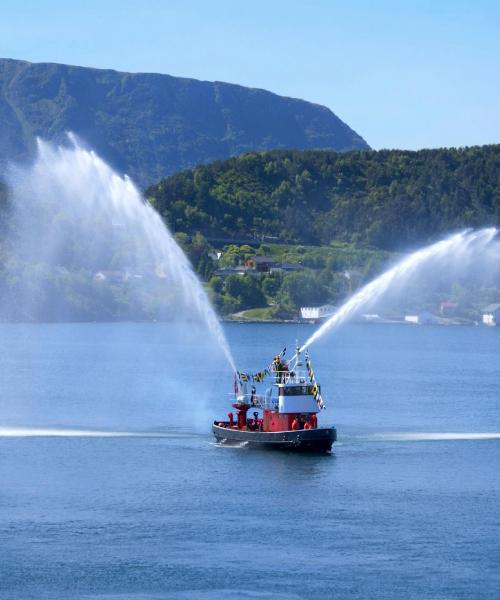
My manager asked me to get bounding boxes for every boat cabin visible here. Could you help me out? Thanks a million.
[263,381,319,432]
[221,352,321,433]
[213,345,335,452]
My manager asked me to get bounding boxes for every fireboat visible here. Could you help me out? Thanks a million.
[213,344,337,453]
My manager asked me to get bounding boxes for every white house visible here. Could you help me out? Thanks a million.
[482,303,500,326]
[94,270,129,283]
[360,313,382,323]
[404,311,438,325]
[300,304,336,321]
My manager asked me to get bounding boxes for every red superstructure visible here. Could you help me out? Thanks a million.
[218,344,325,433]
[213,344,335,453]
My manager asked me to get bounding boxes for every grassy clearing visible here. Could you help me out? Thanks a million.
[232,307,278,321]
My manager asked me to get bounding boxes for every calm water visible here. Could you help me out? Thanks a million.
[0,322,499,599]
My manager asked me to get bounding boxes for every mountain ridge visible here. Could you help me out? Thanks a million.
[0,57,369,186]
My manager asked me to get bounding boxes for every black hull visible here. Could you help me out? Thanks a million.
[212,423,337,453]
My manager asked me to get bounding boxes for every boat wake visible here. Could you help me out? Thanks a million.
[0,427,187,438]
[351,432,500,443]
[3,427,498,443]
[211,440,250,449]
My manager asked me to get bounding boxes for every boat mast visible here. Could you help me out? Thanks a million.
[290,340,303,372]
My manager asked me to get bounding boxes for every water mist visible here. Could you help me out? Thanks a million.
[301,228,499,352]
[4,134,235,372]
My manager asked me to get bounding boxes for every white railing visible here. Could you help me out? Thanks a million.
[271,369,308,385]
[228,368,311,409]
[227,392,278,410]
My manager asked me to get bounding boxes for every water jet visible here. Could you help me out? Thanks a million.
[4,134,236,371]
[301,228,499,352]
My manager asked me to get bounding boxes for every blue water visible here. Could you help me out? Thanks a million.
[0,322,499,599]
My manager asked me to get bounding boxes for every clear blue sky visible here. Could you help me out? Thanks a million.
[1,0,499,150]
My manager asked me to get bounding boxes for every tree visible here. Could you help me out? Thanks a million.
[224,274,266,310]
[280,272,328,308]
[208,275,224,294]
[261,272,282,298]
[191,231,209,260]
[174,232,190,255]
[148,145,500,251]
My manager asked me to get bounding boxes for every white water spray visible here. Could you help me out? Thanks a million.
[357,432,500,443]
[0,427,184,438]
[301,228,499,352]
[5,134,236,371]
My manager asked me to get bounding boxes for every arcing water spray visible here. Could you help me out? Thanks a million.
[301,228,498,352]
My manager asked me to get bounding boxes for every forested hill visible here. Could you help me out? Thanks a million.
[147,145,500,250]
[0,58,368,187]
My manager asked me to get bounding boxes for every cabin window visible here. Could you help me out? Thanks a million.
[279,385,314,396]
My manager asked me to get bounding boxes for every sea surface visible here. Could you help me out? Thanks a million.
[0,322,499,599]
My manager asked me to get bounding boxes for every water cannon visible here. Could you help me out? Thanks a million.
[295,340,303,367]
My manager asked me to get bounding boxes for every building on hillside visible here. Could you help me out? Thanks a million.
[216,266,253,277]
[244,256,277,273]
[360,314,382,323]
[343,269,363,280]
[280,262,303,272]
[300,304,336,322]
[439,301,459,317]
[94,270,129,284]
[270,262,303,274]
[482,303,500,326]
[208,251,222,262]
[404,311,438,325]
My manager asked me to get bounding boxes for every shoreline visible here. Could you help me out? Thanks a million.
[0,317,487,327]
[223,317,483,326]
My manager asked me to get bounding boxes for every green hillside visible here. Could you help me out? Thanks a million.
[0,58,368,187]
[147,145,500,250]
[1,144,499,322]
